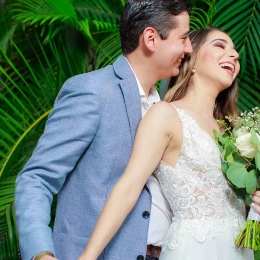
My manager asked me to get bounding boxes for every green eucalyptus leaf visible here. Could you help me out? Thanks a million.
[255,150,260,171]
[222,161,228,173]
[218,145,224,153]
[227,153,233,163]
[225,139,237,150]
[250,129,260,145]
[218,132,229,144]
[224,142,237,159]
[245,192,253,206]
[245,169,258,194]
[226,164,247,188]
[232,153,248,166]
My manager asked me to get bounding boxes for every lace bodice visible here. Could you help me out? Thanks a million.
[154,108,246,252]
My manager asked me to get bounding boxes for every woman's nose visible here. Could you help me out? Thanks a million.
[229,50,239,60]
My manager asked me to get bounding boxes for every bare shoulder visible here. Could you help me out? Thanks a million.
[145,101,180,120]
[141,101,181,136]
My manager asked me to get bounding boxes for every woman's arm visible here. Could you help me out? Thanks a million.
[79,102,180,260]
[250,191,260,214]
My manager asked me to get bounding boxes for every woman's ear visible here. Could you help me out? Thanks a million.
[142,27,158,52]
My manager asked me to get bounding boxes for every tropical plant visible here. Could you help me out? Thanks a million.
[0,0,259,259]
[0,1,123,259]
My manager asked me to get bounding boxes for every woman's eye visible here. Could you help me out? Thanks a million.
[215,43,225,49]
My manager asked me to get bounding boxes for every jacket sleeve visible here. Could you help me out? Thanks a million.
[15,74,102,260]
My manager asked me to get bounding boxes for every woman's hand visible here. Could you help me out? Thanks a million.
[250,190,260,214]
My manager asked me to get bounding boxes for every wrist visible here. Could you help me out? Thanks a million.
[32,251,54,260]
[79,248,98,260]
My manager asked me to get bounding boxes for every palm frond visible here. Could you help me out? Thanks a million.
[10,0,123,44]
[0,6,19,53]
[0,178,18,260]
[237,68,260,111]
[11,0,77,24]
[0,31,90,256]
[94,31,121,69]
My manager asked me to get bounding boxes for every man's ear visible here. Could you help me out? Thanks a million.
[142,27,158,52]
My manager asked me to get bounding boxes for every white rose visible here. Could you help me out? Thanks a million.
[234,127,249,138]
[235,132,257,158]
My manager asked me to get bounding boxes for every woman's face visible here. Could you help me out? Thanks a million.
[194,30,240,90]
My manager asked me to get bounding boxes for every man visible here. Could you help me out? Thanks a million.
[15,1,192,259]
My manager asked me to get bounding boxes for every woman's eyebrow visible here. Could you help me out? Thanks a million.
[211,38,228,44]
[211,38,237,50]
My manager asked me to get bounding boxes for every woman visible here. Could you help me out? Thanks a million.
[79,27,254,260]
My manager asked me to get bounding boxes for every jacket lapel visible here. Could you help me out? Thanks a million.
[113,55,142,142]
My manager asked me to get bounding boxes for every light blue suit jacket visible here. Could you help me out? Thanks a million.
[15,55,152,260]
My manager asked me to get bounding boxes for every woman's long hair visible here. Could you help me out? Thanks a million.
[164,27,239,124]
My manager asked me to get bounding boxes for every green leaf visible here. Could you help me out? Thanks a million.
[218,132,229,144]
[250,129,260,145]
[255,151,260,171]
[227,153,233,163]
[245,192,253,206]
[226,164,247,188]
[224,141,238,158]
[232,153,248,166]
[222,162,228,173]
[213,129,218,139]
[245,169,258,194]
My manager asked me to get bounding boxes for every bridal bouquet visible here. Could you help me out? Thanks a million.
[214,107,260,250]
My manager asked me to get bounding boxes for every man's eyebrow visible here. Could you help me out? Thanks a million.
[181,31,190,37]
[211,38,237,51]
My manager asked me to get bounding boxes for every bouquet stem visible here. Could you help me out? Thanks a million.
[235,207,260,250]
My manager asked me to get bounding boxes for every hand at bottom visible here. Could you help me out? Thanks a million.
[250,190,260,214]
[39,256,58,260]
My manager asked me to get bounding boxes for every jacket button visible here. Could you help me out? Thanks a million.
[137,255,144,260]
[142,210,150,219]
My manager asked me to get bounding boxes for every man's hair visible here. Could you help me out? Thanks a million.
[120,0,191,54]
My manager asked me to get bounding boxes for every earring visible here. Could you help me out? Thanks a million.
[192,67,196,74]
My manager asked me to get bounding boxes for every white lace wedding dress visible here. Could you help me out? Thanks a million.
[154,107,254,260]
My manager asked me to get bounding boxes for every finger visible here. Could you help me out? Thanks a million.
[250,194,260,205]
[252,190,260,197]
[251,202,260,215]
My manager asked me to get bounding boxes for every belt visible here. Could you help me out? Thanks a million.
[146,244,161,259]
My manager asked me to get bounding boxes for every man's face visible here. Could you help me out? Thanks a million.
[153,11,192,79]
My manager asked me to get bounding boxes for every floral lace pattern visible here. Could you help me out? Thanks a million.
[154,108,246,252]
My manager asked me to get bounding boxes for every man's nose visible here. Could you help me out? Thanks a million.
[184,38,193,54]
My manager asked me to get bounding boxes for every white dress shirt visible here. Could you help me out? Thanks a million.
[126,59,173,246]
[137,80,173,246]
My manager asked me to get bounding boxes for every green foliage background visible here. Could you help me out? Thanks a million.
[0,0,259,259]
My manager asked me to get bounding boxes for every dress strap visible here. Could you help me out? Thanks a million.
[168,103,178,111]
[167,103,183,124]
